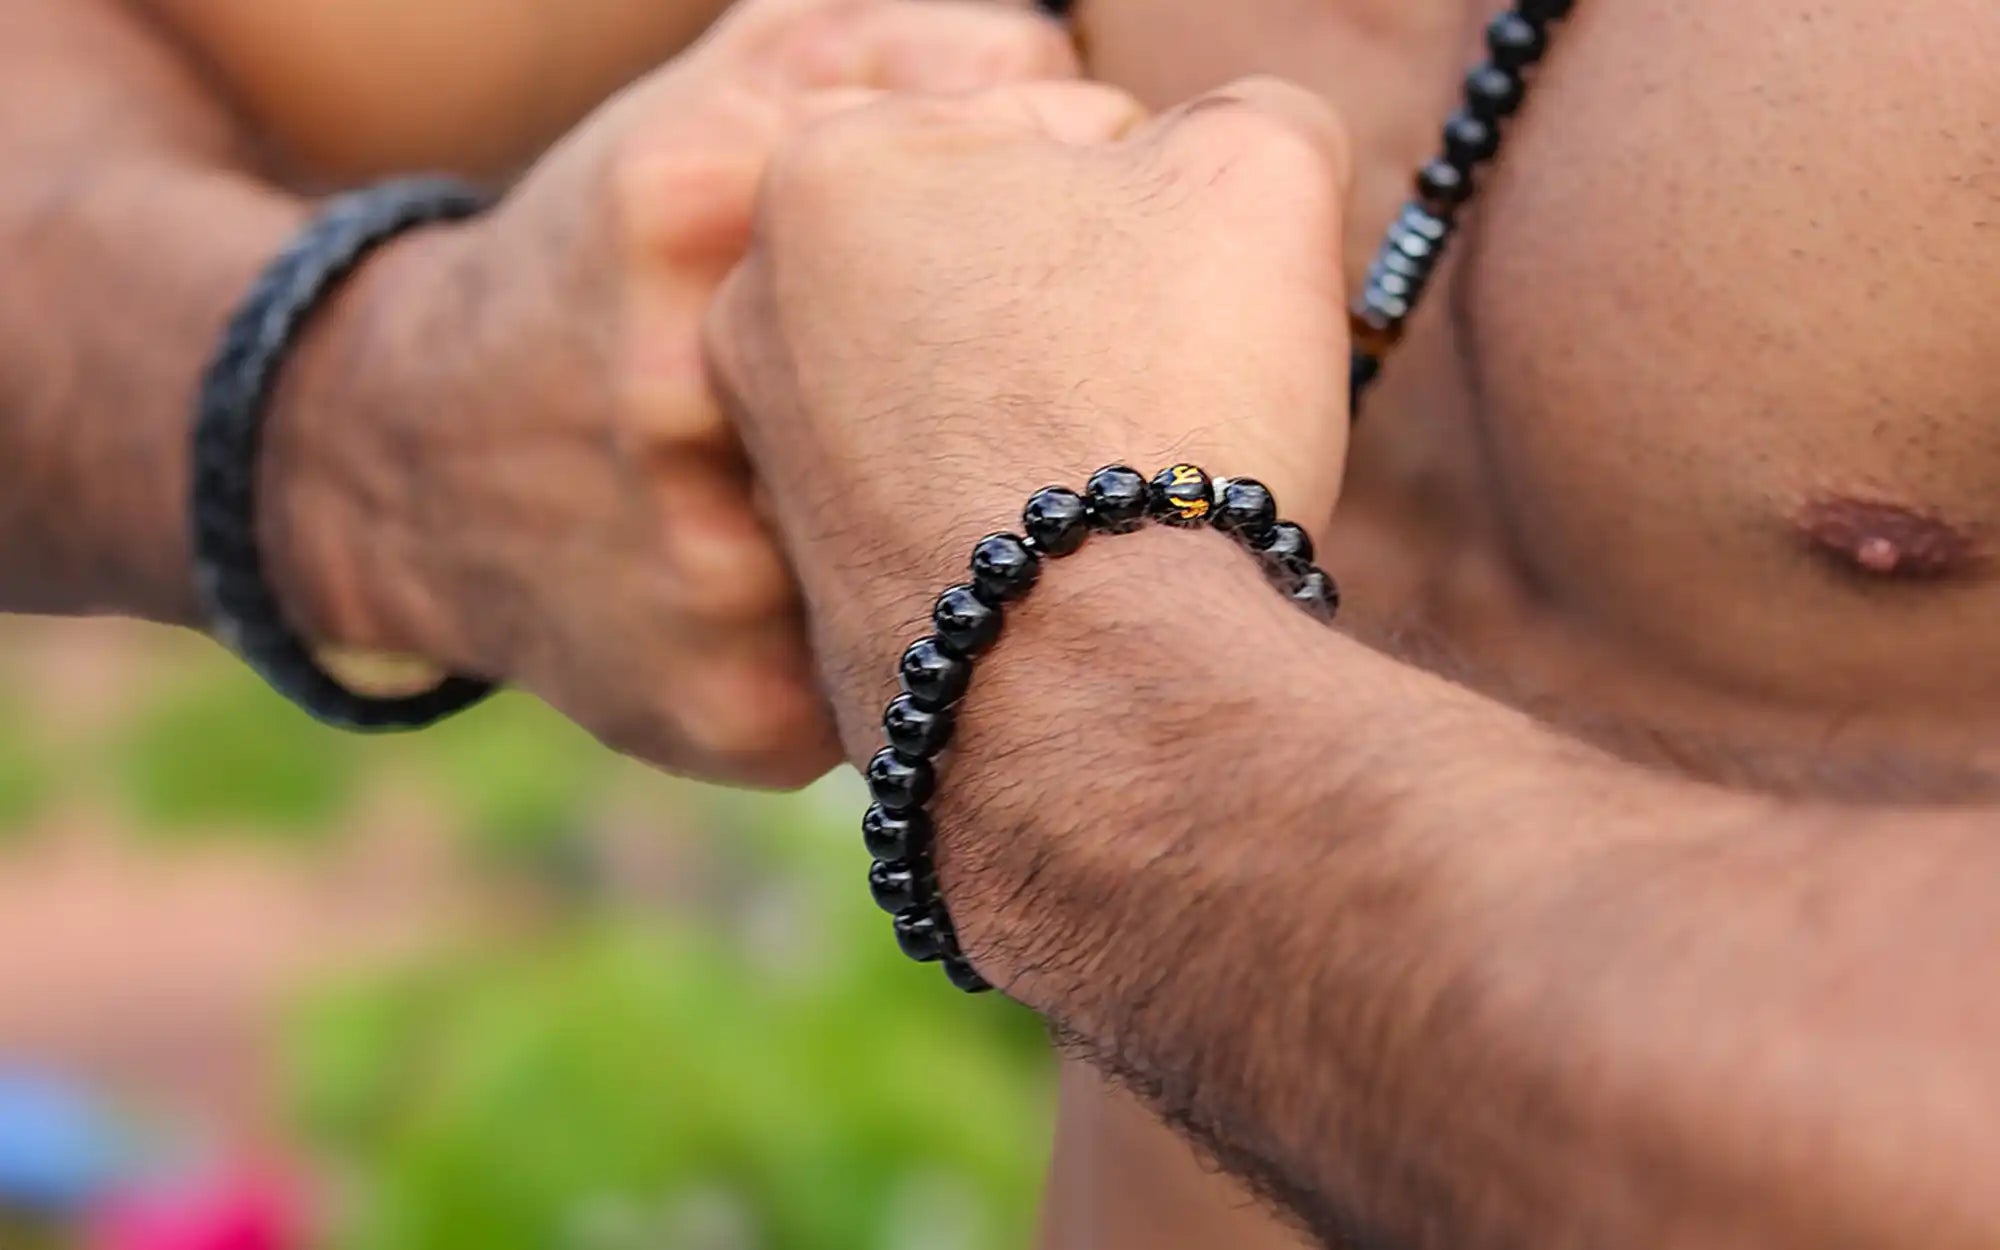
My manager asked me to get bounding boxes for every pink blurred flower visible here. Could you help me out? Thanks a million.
[91,1168,304,1250]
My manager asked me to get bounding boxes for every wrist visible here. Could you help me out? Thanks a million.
[256,216,489,663]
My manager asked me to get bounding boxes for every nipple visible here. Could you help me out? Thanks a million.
[1797,496,1977,581]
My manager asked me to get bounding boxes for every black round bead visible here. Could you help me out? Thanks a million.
[942,957,993,994]
[1519,0,1574,23]
[970,533,1041,603]
[1253,521,1317,584]
[1289,568,1342,623]
[1465,64,1524,120]
[865,747,935,812]
[862,803,931,863]
[1147,464,1215,527]
[869,859,930,914]
[932,584,1002,656]
[1486,12,1546,70]
[883,692,955,759]
[1212,478,1279,543]
[1442,111,1499,169]
[1022,487,1091,557]
[893,907,948,963]
[899,637,971,710]
[1417,159,1472,213]
[1085,465,1149,534]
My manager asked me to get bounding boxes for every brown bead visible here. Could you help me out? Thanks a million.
[1349,300,1405,356]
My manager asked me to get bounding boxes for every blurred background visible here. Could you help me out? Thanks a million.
[0,616,1053,1250]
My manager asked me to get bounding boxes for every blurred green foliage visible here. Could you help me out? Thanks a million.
[7,647,1053,1250]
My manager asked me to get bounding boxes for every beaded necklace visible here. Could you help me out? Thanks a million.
[1034,0,1575,415]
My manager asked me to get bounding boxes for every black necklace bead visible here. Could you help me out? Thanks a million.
[1520,0,1574,23]
[893,907,950,963]
[1212,478,1279,543]
[862,803,931,863]
[933,584,1002,657]
[1148,464,1215,527]
[1465,64,1525,120]
[1085,465,1149,534]
[884,692,955,759]
[1442,110,1499,170]
[899,637,971,710]
[1289,568,1342,623]
[866,747,935,812]
[1023,486,1091,557]
[1416,158,1473,215]
[869,859,931,914]
[1485,12,1547,71]
[970,533,1042,603]
[942,957,992,994]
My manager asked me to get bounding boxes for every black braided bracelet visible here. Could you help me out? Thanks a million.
[861,464,1339,994]
[190,178,499,732]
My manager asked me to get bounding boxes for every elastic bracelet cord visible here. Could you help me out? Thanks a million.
[860,464,1339,994]
[190,178,499,732]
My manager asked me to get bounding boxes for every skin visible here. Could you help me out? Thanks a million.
[4,0,1999,1246]
[702,54,2000,1250]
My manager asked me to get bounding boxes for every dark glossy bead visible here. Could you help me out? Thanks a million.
[869,859,931,914]
[942,957,993,994]
[865,747,934,812]
[970,533,1041,603]
[899,637,970,710]
[932,584,1001,656]
[1349,299,1404,357]
[1212,478,1278,542]
[1350,351,1382,406]
[1442,110,1499,169]
[893,907,948,963]
[1085,465,1149,534]
[1253,521,1317,584]
[1148,464,1215,527]
[1416,159,1472,215]
[1465,64,1524,120]
[1519,0,1574,23]
[1289,568,1342,622]
[884,693,955,759]
[862,803,931,863]
[1023,487,1091,557]
[1486,12,1546,70]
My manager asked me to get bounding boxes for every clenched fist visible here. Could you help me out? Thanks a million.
[705,76,1355,753]
[267,0,1076,785]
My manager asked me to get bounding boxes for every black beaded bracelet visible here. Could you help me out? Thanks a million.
[190,178,499,732]
[862,464,1339,994]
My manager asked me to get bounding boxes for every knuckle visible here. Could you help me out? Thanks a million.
[608,136,762,258]
[664,513,795,625]
[682,662,834,784]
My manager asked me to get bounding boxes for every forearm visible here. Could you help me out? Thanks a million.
[0,0,305,623]
[939,527,2000,1248]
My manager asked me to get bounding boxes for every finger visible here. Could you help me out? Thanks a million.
[844,1,1077,92]
[1139,74,1354,196]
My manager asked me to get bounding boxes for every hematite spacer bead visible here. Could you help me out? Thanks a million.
[893,907,949,963]
[1085,465,1150,534]
[933,584,1002,656]
[1148,464,1215,527]
[866,747,935,812]
[970,533,1042,603]
[1417,159,1472,215]
[1442,110,1499,170]
[1212,478,1278,543]
[942,957,992,994]
[869,859,931,914]
[884,692,955,759]
[1465,64,1525,120]
[900,637,971,710]
[1023,487,1091,557]
[862,803,931,863]
[1485,12,1547,70]
[1289,568,1342,622]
